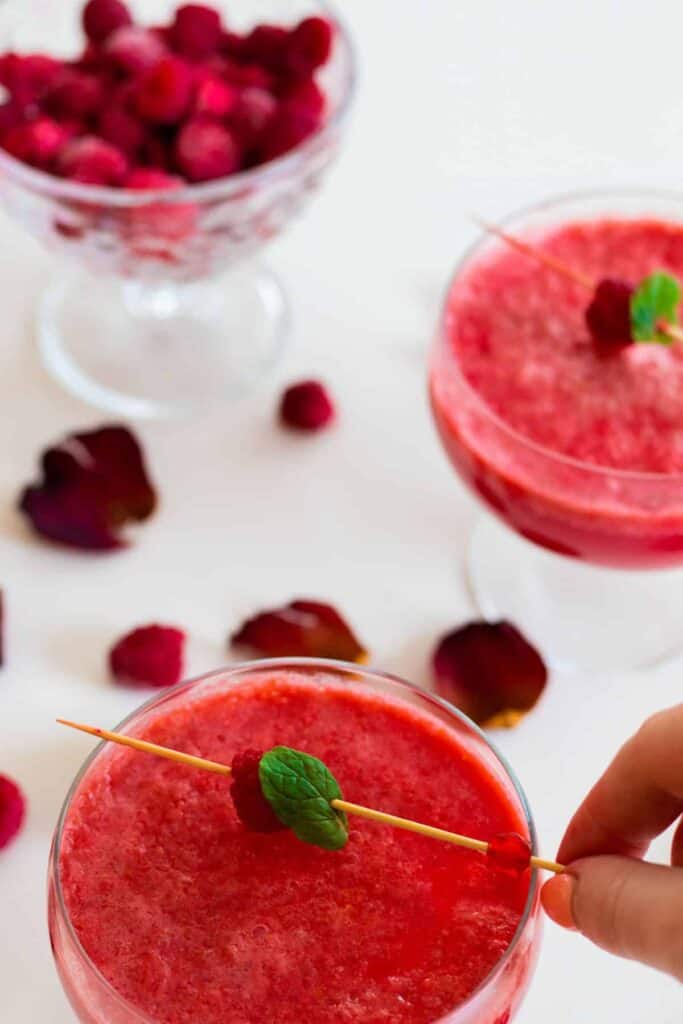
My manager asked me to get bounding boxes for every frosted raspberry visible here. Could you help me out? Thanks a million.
[174,118,241,182]
[487,832,532,875]
[285,17,333,78]
[230,749,285,833]
[98,102,145,159]
[83,0,133,44]
[0,774,25,851]
[585,278,633,353]
[279,380,335,432]
[171,4,222,59]
[229,87,277,142]
[134,56,194,124]
[45,69,104,119]
[57,135,129,185]
[2,117,71,168]
[105,26,167,76]
[109,624,185,688]
[193,73,237,117]
[259,102,320,162]
[280,78,326,119]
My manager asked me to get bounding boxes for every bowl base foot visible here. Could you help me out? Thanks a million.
[468,514,683,673]
[38,264,289,419]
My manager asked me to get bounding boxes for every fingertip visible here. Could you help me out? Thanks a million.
[541,873,578,931]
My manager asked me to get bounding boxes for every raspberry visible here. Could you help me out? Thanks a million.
[585,277,633,353]
[109,624,185,688]
[0,53,63,106]
[193,72,237,118]
[230,87,277,143]
[125,167,184,190]
[279,380,335,432]
[98,101,145,159]
[223,61,273,91]
[285,17,333,78]
[280,77,325,119]
[45,69,104,119]
[57,135,129,185]
[171,4,222,60]
[139,131,173,170]
[105,26,167,76]
[0,774,26,851]
[83,0,133,45]
[2,117,71,169]
[487,832,532,876]
[174,118,241,182]
[230,749,286,833]
[259,101,321,162]
[242,25,288,71]
[134,56,194,124]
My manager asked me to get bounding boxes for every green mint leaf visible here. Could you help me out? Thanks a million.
[630,271,680,344]
[259,746,348,851]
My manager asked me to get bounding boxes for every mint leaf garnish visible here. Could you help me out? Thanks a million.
[259,746,349,851]
[630,271,680,344]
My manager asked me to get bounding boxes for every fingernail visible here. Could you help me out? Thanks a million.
[541,873,578,931]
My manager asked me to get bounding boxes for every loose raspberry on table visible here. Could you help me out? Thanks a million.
[230,749,285,833]
[134,55,194,125]
[0,774,26,851]
[279,379,336,432]
[171,4,223,60]
[174,118,241,182]
[109,624,186,688]
[57,135,129,185]
[83,0,133,45]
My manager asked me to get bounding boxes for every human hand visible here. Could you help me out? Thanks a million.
[541,704,683,981]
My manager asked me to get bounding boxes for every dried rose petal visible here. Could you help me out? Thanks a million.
[230,748,285,833]
[231,600,367,662]
[19,425,157,551]
[109,624,185,688]
[0,774,26,850]
[585,278,633,353]
[432,621,547,728]
[487,832,532,875]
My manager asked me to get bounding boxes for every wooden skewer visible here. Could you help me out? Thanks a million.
[57,718,564,874]
[475,218,683,346]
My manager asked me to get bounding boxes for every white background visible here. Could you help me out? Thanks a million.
[1,0,683,1020]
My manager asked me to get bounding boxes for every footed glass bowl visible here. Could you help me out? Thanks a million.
[0,0,355,418]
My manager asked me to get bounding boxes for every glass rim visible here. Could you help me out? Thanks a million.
[436,186,683,484]
[0,0,357,208]
[51,656,540,1024]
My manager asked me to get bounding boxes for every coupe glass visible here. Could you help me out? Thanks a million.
[430,190,683,672]
[0,0,355,418]
[48,658,541,1024]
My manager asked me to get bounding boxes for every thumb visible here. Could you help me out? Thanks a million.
[542,857,683,982]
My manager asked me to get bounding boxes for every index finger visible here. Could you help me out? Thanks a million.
[557,704,683,865]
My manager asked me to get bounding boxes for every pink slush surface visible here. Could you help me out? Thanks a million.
[448,218,683,473]
[60,673,529,1024]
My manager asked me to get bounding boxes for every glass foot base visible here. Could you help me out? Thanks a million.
[38,265,289,419]
[468,514,683,672]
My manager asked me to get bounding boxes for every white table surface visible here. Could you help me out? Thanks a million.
[1,0,683,1020]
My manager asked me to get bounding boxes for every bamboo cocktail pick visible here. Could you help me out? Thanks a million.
[57,718,564,874]
[474,217,683,344]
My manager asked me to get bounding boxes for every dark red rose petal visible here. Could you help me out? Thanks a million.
[432,620,547,728]
[487,831,532,875]
[230,748,285,833]
[585,278,633,354]
[279,380,335,432]
[231,599,367,662]
[19,424,157,551]
[109,624,185,688]
[0,774,26,850]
